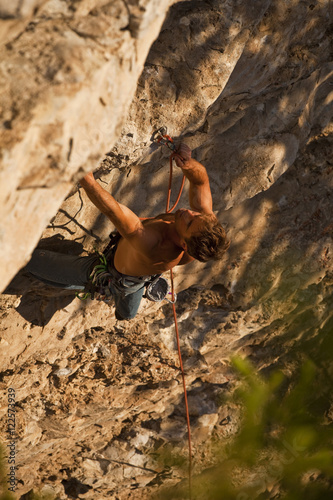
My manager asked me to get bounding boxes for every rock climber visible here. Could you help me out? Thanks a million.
[25,144,230,320]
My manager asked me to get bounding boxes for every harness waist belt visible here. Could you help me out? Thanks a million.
[107,261,159,288]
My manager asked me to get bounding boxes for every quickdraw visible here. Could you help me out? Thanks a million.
[152,126,176,151]
[76,251,112,301]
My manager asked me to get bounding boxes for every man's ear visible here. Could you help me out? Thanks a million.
[181,240,188,251]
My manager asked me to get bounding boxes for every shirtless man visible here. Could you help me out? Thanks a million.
[26,144,229,320]
[81,144,228,271]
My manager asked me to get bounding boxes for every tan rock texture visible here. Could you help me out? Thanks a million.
[0,0,333,498]
[0,0,178,290]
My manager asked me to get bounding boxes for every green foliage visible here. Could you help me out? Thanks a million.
[153,444,188,471]
[154,355,333,500]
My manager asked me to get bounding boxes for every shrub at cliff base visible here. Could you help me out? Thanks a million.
[155,319,333,500]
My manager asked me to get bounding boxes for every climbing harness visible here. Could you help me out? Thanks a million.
[76,232,176,304]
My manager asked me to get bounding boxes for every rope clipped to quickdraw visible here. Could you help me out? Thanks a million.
[153,127,186,215]
[157,129,192,499]
[166,153,186,214]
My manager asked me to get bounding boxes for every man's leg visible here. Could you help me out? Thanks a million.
[113,286,145,320]
[25,249,98,289]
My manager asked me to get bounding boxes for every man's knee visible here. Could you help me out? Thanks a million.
[114,289,144,320]
[115,309,137,321]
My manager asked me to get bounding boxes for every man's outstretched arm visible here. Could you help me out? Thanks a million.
[80,173,143,239]
[174,144,213,214]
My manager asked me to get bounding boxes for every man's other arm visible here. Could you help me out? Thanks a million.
[174,144,213,214]
[80,173,143,239]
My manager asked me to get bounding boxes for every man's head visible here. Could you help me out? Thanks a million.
[175,209,230,262]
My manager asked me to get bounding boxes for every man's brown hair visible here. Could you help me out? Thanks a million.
[185,214,230,262]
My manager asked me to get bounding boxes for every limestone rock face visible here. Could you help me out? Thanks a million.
[0,0,333,498]
[0,0,178,290]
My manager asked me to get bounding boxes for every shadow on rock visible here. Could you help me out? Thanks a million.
[3,235,84,326]
[35,234,86,255]
[4,270,76,327]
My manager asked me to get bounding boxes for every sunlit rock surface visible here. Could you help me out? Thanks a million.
[0,0,179,289]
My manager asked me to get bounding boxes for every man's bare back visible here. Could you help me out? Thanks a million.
[114,213,187,276]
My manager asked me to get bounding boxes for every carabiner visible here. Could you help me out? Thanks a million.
[152,126,176,151]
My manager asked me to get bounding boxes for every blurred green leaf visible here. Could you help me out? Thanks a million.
[155,353,333,500]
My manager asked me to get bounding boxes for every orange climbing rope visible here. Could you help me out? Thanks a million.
[166,152,186,214]
[164,143,193,499]
[169,269,193,498]
[144,129,193,496]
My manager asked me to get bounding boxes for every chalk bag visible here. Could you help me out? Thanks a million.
[145,276,176,303]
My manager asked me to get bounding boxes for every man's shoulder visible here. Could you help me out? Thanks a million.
[142,213,175,223]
